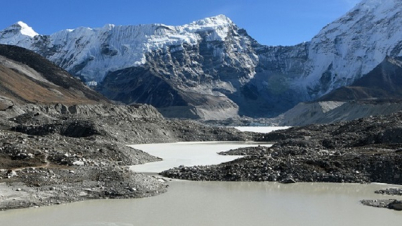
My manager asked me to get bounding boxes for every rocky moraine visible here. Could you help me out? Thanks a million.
[0,103,249,210]
[162,111,402,211]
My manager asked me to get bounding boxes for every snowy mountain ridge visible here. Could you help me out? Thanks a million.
[1,0,402,119]
[303,0,402,98]
[0,21,38,47]
[0,15,242,83]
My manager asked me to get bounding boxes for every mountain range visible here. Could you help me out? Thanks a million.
[1,0,402,120]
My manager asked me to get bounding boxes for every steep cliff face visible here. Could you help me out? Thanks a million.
[304,0,402,98]
[273,54,402,126]
[2,0,402,119]
[0,16,257,84]
[319,56,402,101]
[0,16,262,119]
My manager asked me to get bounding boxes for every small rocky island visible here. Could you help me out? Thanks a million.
[161,112,402,210]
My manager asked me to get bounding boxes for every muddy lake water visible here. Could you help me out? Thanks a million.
[1,127,402,225]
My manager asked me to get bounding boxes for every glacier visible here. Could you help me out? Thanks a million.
[303,0,402,98]
[0,15,243,83]
[1,0,402,119]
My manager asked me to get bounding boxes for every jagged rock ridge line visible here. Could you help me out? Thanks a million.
[268,55,402,126]
[1,0,402,119]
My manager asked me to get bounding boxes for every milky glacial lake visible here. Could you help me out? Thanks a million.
[1,127,402,226]
[130,141,272,173]
[1,180,401,226]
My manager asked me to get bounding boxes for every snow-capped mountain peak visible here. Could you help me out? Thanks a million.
[303,0,402,98]
[179,14,234,42]
[353,0,402,22]
[3,21,38,37]
[358,0,399,11]
[0,15,241,83]
[0,21,38,46]
[189,14,233,27]
[2,1,402,119]
[15,21,38,37]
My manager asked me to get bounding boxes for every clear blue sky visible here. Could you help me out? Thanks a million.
[1,0,360,46]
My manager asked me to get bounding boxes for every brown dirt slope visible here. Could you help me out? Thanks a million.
[0,44,109,106]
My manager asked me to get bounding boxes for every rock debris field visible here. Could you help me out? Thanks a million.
[0,103,248,210]
[1,102,402,211]
[162,112,402,211]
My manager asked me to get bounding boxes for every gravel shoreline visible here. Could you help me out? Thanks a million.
[161,111,402,210]
[0,103,250,211]
[3,103,402,211]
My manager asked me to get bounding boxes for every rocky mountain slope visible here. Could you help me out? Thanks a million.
[1,0,402,119]
[319,56,402,101]
[0,44,109,108]
[272,56,402,126]
[303,0,402,98]
[0,45,251,210]
[271,100,402,126]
